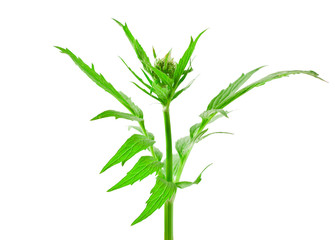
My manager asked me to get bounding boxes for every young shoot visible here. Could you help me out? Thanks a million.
[55,19,325,240]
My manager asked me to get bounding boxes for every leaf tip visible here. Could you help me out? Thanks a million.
[112,18,123,27]
[106,187,115,192]
[54,46,65,52]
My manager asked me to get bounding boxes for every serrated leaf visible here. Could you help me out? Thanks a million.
[218,70,325,109]
[207,66,265,110]
[200,109,228,121]
[113,19,152,73]
[175,136,193,161]
[173,29,206,83]
[189,123,201,139]
[175,163,212,189]
[55,47,143,118]
[100,134,155,173]
[118,91,143,118]
[91,110,143,122]
[107,156,164,192]
[132,177,177,225]
[153,147,163,161]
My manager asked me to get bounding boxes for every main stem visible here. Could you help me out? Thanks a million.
[163,105,174,240]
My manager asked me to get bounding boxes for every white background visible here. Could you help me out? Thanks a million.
[1,0,334,239]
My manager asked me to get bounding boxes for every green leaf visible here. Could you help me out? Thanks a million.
[172,78,196,100]
[175,66,193,89]
[189,123,201,139]
[91,110,143,122]
[118,92,143,118]
[132,177,177,225]
[100,134,155,173]
[113,19,152,73]
[175,163,212,189]
[150,66,174,87]
[218,70,325,109]
[128,126,155,140]
[141,69,153,86]
[175,136,193,161]
[152,47,157,59]
[194,128,209,143]
[120,57,151,89]
[199,131,233,141]
[107,156,164,192]
[151,82,169,104]
[128,125,144,134]
[131,81,160,101]
[207,66,265,110]
[55,46,143,118]
[173,29,206,83]
[200,109,228,121]
[153,147,163,161]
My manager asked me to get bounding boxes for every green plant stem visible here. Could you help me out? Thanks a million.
[175,117,211,182]
[163,104,174,240]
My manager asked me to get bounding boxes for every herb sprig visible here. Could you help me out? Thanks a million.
[55,19,325,240]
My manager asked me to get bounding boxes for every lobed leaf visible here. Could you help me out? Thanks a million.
[100,134,155,173]
[91,110,143,122]
[132,177,177,225]
[107,156,164,192]
[55,46,143,118]
[175,163,212,189]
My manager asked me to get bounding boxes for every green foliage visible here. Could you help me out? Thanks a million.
[175,163,212,189]
[207,66,265,110]
[173,29,207,84]
[132,177,177,225]
[56,19,325,237]
[108,156,164,192]
[54,46,143,118]
[113,19,152,74]
[91,110,143,122]
[100,134,155,173]
[161,154,181,180]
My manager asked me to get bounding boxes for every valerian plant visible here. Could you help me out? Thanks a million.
[55,19,325,240]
